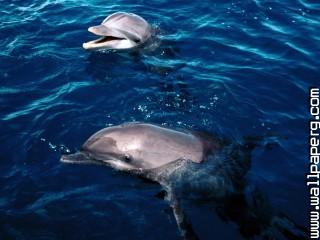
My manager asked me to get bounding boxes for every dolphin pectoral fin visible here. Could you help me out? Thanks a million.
[168,192,199,240]
[60,152,98,165]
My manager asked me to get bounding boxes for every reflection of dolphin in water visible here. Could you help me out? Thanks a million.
[83,12,152,50]
[61,122,307,240]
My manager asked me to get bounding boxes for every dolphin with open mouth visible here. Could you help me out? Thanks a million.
[83,12,152,50]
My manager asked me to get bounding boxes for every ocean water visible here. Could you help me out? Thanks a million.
[0,0,319,239]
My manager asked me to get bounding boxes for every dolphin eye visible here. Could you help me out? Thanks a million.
[133,39,140,44]
[123,154,132,162]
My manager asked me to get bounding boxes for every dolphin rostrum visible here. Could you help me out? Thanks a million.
[83,12,152,50]
[61,122,307,240]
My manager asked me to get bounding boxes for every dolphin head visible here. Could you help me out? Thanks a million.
[61,123,206,171]
[61,125,148,171]
[83,12,151,50]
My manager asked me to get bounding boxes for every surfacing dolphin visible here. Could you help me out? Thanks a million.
[61,122,307,240]
[83,12,152,51]
[61,122,222,170]
[61,122,223,239]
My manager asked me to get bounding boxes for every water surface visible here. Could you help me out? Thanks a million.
[1,0,319,239]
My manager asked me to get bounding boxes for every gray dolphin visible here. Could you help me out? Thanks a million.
[60,122,308,240]
[61,122,222,170]
[83,12,152,50]
[61,122,223,239]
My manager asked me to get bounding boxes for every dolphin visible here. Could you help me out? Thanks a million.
[61,122,222,170]
[60,122,307,240]
[83,12,152,50]
[61,122,224,239]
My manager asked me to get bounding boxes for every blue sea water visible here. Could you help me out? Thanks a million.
[0,0,319,239]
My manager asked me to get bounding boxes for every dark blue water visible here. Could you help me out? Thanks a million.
[1,0,319,239]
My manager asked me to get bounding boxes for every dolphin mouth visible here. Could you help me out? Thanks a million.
[82,36,127,50]
[60,151,128,168]
[60,151,139,172]
[94,36,126,44]
[83,25,128,50]
[60,151,103,165]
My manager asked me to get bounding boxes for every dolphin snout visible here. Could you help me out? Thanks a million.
[82,42,90,50]
[88,26,97,34]
[60,151,94,164]
[88,25,110,36]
